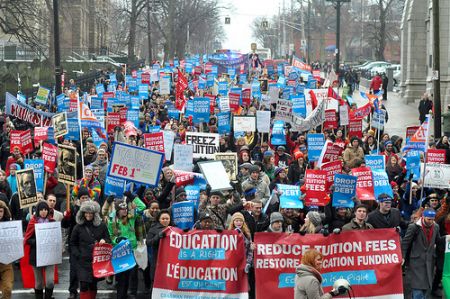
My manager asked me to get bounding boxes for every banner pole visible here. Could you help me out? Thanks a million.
[43,172,48,196]
[77,93,85,174]
[66,184,71,213]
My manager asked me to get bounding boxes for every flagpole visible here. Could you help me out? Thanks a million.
[77,93,85,174]
[376,111,382,155]
[419,114,432,200]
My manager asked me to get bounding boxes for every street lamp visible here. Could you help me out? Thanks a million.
[53,0,62,95]
[326,0,350,73]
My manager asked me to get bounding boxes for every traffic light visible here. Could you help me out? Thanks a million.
[225,17,230,24]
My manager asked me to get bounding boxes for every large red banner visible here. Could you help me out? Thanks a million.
[153,228,248,299]
[254,229,403,299]
[351,166,375,200]
[304,169,328,206]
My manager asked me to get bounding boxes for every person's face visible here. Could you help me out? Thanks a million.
[314,255,323,271]
[233,218,244,229]
[98,152,107,161]
[93,167,100,177]
[201,218,213,229]
[379,201,392,213]
[22,174,33,193]
[430,198,439,209]
[39,208,48,218]
[47,195,57,209]
[79,195,90,203]
[386,144,393,151]
[13,147,20,155]
[252,203,262,216]
[277,149,285,156]
[63,139,70,145]
[382,135,389,141]
[88,143,96,153]
[423,217,435,227]
[336,130,343,138]
[390,156,397,165]
[283,208,293,217]
[84,169,93,180]
[279,170,286,178]
[443,136,449,143]
[9,167,16,176]
[355,207,367,221]
[270,156,275,164]
[118,208,128,217]
[210,195,221,206]
[352,140,359,147]
[159,213,171,227]
[261,145,268,153]
[241,168,249,175]
[412,186,418,194]
[250,171,259,180]
[149,202,160,216]
[272,220,282,231]
[336,208,346,217]
[85,212,94,221]
[241,152,249,161]
[0,208,4,220]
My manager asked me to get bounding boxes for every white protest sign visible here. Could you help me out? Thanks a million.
[36,222,62,267]
[423,163,450,189]
[173,144,193,171]
[163,130,175,161]
[185,132,220,159]
[371,110,386,130]
[219,97,230,112]
[199,161,232,191]
[109,142,164,187]
[0,221,24,264]
[339,106,349,126]
[233,116,256,132]
[256,110,271,133]
[150,69,159,82]
[268,86,279,103]
[159,76,171,95]
[275,99,293,123]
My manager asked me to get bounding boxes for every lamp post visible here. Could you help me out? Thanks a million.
[432,0,441,138]
[53,0,62,95]
[326,0,350,73]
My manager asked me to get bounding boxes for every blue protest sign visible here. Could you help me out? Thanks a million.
[127,109,140,127]
[218,82,228,96]
[277,64,284,75]
[192,97,210,123]
[184,100,194,118]
[90,97,103,110]
[296,84,305,95]
[111,240,136,274]
[364,155,385,170]
[228,67,236,79]
[277,76,286,88]
[66,118,80,141]
[277,184,303,209]
[406,151,421,180]
[109,74,117,84]
[24,159,44,192]
[271,120,286,145]
[217,112,231,134]
[372,170,393,198]
[138,84,149,99]
[185,185,200,210]
[198,76,206,90]
[17,93,26,103]
[211,65,218,75]
[307,134,325,162]
[306,79,317,89]
[56,94,69,112]
[107,83,116,92]
[193,175,207,190]
[96,84,105,96]
[292,94,306,118]
[240,74,247,84]
[267,65,274,75]
[185,63,193,73]
[332,174,357,208]
[206,74,215,87]
[172,201,195,230]
[104,176,126,196]
[168,108,180,120]
[130,96,141,110]
[128,78,138,92]
[46,127,55,144]
[251,82,261,100]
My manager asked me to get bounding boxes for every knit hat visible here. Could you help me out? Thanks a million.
[240,146,250,152]
[274,167,285,177]
[277,146,286,152]
[390,181,398,188]
[270,212,284,224]
[367,129,375,137]
[175,187,187,199]
[244,188,257,196]
[263,150,274,157]
[210,190,223,198]
[306,211,322,227]
[115,200,128,211]
[78,187,90,199]
[384,140,393,146]
[249,165,260,174]
[423,208,436,219]
[377,193,393,202]
[240,163,253,170]
[230,212,245,223]
[294,151,304,160]
[85,165,93,172]
[199,212,212,221]
[35,201,50,217]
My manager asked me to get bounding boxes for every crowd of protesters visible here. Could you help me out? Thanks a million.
[0,54,449,299]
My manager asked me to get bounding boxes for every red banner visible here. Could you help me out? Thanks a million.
[42,143,58,173]
[406,126,420,140]
[351,166,375,200]
[92,243,114,278]
[242,88,251,107]
[304,169,328,206]
[348,118,362,138]
[153,228,248,298]
[321,160,343,192]
[350,102,371,120]
[427,149,446,164]
[254,229,403,299]
[229,92,240,112]
[34,127,51,147]
[107,113,121,133]
[323,109,338,129]
[143,132,165,153]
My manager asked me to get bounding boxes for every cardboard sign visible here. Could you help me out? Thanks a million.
[254,229,403,299]
[275,99,293,123]
[57,145,77,185]
[348,118,362,138]
[143,132,165,154]
[35,222,62,267]
[163,130,175,161]
[10,130,33,155]
[107,112,121,133]
[185,132,220,159]
[307,133,325,162]
[229,92,240,112]
[372,170,393,199]
[34,127,53,147]
[152,229,248,299]
[271,120,286,145]
[406,126,420,142]
[318,141,343,166]
[215,153,238,181]
[233,116,256,132]
[332,174,357,208]
[217,112,231,134]
[304,169,328,206]
[277,184,303,209]
[320,160,342,192]
[423,163,450,189]
[174,144,193,171]
[16,169,38,209]
[52,112,68,138]
[172,201,195,230]
[339,105,349,126]
[0,221,24,264]
[323,109,338,129]
[199,161,232,191]
[35,87,50,105]
[256,111,271,133]
[427,149,446,164]
[351,166,375,201]
[109,142,164,187]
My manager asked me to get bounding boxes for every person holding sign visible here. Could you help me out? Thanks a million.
[70,201,110,299]
[0,201,13,299]
[23,201,56,299]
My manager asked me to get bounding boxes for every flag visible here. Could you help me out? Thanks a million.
[327,87,346,106]
[373,97,381,113]
[79,101,107,139]
[309,89,318,110]
[402,114,430,153]
[176,69,188,110]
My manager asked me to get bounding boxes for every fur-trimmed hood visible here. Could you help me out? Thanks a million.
[76,201,102,226]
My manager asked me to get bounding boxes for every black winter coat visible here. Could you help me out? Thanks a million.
[367,208,403,229]
[145,223,166,281]
[69,221,110,283]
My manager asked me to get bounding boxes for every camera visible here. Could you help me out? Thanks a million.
[333,278,350,294]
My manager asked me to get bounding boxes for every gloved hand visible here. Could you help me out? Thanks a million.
[216,228,223,233]
[183,228,190,233]
[322,228,330,237]
[106,195,115,204]
[63,210,71,219]
[333,228,341,235]
[329,289,340,297]
[124,191,135,203]
[408,172,414,181]
[116,236,127,243]
[245,263,251,274]
[299,230,306,236]
[158,231,166,239]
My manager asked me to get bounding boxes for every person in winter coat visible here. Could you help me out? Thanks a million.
[300,211,324,234]
[367,194,403,229]
[90,148,108,186]
[343,137,365,169]
[241,165,270,204]
[0,200,13,299]
[342,204,373,231]
[72,166,101,202]
[145,210,171,295]
[386,155,404,183]
[6,163,19,194]
[266,212,284,233]
[0,169,12,201]
[288,152,307,184]
[5,146,24,177]
[23,201,56,299]
[70,201,110,299]
[294,249,344,299]
[370,73,383,94]
[198,191,243,230]
[418,93,433,124]
[402,208,444,299]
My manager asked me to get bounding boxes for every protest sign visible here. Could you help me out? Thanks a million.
[304,169,328,206]
[107,112,120,133]
[215,153,238,181]
[291,99,326,132]
[185,185,201,209]
[172,201,195,230]
[185,132,220,159]
[24,159,44,192]
[0,221,24,264]
[42,143,58,173]
[427,149,446,164]
[277,184,303,209]
[271,120,286,145]
[406,151,421,180]
[371,110,386,129]
[193,97,210,123]
[372,170,393,198]
[348,118,362,138]
[143,132,165,154]
[217,112,231,134]
[199,161,232,191]
[323,109,338,129]
[229,92,240,112]
[174,144,193,171]
[332,174,357,208]
[219,97,230,112]
[242,88,251,106]
[275,99,293,123]
[109,142,164,187]
[35,87,50,105]
[365,155,385,170]
[5,92,53,126]
[104,176,126,196]
[36,222,62,267]
[159,75,171,95]
[256,111,271,133]
[318,141,343,166]
[307,133,325,162]
[218,81,228,96]
[152,229,248,299]
[423,163,450,189]
[406,125,420,142]
[321,161,342,192]
[292,94,306,118]
[163,130,175,161]
[339,105,349,126]
[349,102,371,119]
[111,239,137,274]
[16,169,38,209]
[10,130,33,155]
[52,112,68,138]
[92,243,114,278]
[254,229,403,299]
[173,170,204,187]
[351,167,375,200]
[34,127,52,147]
[57,145,77,185]
[233,116,256,132]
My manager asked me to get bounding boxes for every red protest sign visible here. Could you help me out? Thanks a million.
[205,94,216,113]
[107,113,120,133]
[119,107,128,125]
[351,166,375,200]
[427,149,446,164]
[102,91,115,110]
[34,127,50,147]
[242,88,251,107]
[21,129,33,155]
[321,160,343,192]
[42,143,58,173]
[69,92,78,112]
[10,131,22,153]
[153,228,248,298]
[143,132,165,153]
[319,142,343,165]
[92,243,114,278]
[229,92,240,112]
[348,118,362,139]
[323,109,338,129]
[131,70,137,78]
[173,170,197,187]
[406,126,420,140]
[141,72,150,84]
[304,169,328,206]
[254,229,403,299]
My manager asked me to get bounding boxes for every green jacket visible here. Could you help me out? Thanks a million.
[442,111,450,133]
[107,197,146,249]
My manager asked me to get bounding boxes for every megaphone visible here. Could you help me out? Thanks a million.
[333,278,351,294]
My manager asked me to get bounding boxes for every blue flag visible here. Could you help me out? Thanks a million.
[332,174,357,208]
[172,201,195,229]
[277,184,303,209]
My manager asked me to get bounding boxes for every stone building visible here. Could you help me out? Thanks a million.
[400,0,450,110]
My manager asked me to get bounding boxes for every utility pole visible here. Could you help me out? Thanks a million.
[307,0,311,64]
[432,0,441,138]
[327,0,350,73]
[53,0,62,95]
[283,0,287,59]
[146,0,153,64]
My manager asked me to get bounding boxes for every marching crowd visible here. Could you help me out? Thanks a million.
[0,57,449,299]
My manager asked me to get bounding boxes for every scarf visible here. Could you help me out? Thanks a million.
[421,218,434,244]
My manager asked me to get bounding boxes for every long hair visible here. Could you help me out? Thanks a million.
[300,219,317,234]
[301,249,323,270]
[228,212,251,239]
